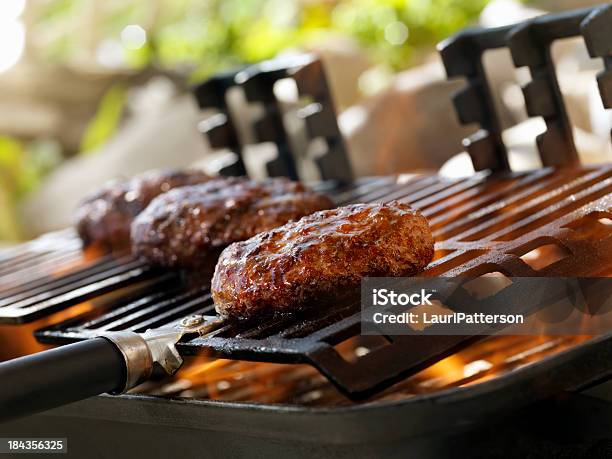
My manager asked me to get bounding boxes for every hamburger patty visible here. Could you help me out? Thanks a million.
[131,177,333,268]
[211,202,434,320]
[74,169,211,250]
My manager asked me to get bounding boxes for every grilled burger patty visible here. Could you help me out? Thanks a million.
[131,177,333,268]
[74,169,211,250]
[212,201,434,320]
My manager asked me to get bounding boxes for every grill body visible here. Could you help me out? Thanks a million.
[2,343,611,459]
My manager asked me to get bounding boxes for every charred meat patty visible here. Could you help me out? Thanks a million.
[212,202,434,320]
[74,169,211,250]
[131,177,333,268]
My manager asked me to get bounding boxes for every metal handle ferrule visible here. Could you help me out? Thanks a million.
[101,331,153,393]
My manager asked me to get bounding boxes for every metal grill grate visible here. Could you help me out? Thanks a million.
[0,250,170,324]
[26,166,612,397]
[0,230,82,291]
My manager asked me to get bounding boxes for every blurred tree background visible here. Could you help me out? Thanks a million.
[32,0,489,78]
[0,0,496,242]
[4,0,591,242]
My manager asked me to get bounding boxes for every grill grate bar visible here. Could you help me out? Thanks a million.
[422,249,486,276]
[333,177,396,205]
[379,176,466,206]
[35,281,184,343]
[231,316,295,339]
[0,246,81,279]
[0,231,82,292]
[0,258,146,310]
[408,173,491,211]
[341,175,432,205]
[0,231,80,266]
[356,175,440,205]
[130,295,214,334]
[0,250,86,293]
[444,167,612,242]
[0,255,122,304]
[426,168,567,229]
[0,251,59,276]
[0,265,163,324]
[98,289,211,333]
[489,176,612,242]
[80,287,192,332]
[0,229,77,262]
[278,301,361,340]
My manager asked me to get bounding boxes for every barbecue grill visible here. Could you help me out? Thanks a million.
[1,5,611,458]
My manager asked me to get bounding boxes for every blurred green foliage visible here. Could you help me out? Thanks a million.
[0,137,62,241]
[33,0,491,78]
[80,84,127,152]
[0,137,24,241]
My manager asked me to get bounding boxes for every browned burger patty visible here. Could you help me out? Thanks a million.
[74,169,211,250]
[212,202,434,320]
[131,177,333,269]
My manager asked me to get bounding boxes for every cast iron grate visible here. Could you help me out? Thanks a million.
[439,4,611,170]
[193,54,353,183]
[31,165,612,397]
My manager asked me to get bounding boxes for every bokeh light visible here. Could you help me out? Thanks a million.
[384,21,409,46]
[0,0,26,73]
[121,24,147,50]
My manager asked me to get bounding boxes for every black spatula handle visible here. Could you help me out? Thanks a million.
[0,338,126,423]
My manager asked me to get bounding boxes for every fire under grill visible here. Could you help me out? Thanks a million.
[0,164,611,404]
